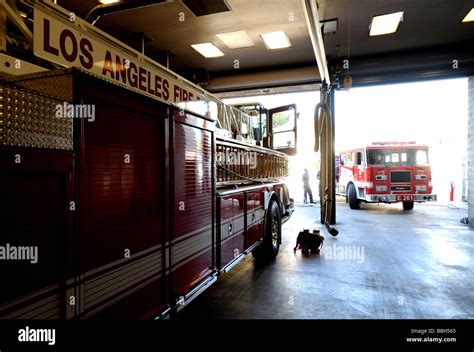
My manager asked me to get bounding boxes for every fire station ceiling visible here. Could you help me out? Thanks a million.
[57,0,315,76]
[38,0,474,91]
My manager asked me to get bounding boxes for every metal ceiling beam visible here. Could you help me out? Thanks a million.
[0,7,6,52]
[0,0,33,46]
[329,41,474,87]
[302,0,330,84]
[205,66,320,93]
[214,84,320,99]
[85,0,170,25]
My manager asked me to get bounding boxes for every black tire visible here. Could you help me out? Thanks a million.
[348,184,360,210]
[403,201,414,211]
[252,201,281,262]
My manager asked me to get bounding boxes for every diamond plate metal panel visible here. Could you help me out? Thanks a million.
[0,86,73,150]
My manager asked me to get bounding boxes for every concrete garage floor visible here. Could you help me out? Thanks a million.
[176,201,473,319]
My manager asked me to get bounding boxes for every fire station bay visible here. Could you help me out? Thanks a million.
[1,0,474,326]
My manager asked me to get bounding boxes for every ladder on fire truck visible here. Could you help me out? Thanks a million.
[1,0,336,226]
[0,0,292,184]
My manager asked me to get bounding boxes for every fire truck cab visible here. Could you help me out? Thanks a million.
[336,142,437,210]
[232,102,298,156]
[0,1,299,319]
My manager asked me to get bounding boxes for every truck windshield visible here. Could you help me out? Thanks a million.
[367,148,429,166]
[235,105,267,142]
[367,149,399,167]
[400,148,429,166]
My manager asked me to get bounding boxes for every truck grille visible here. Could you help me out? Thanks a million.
[391,171,411,183]
[391,185,411,192]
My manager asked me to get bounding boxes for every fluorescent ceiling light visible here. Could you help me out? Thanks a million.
[260,31,291,50]
[321,19,338,34]
[462,8,474,23]
[216,30,254,49]
[99,0,121,4]
[191,43,224,58]
[369,11,404,36]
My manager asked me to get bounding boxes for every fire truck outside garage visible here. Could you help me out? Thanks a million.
[336,142,437,210]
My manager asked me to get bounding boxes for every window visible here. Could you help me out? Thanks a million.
[400,148,429,166]
[241,118,249,136]
[340,154,346,166]
[271,109,295,149]
[367,148,400,167]
[417,150,428,165]
[237,104,267,143]
[250,115,260,139]
[345,152,354,167]
[270,105,297,153]
[273,131,295,149]
[355,151,364,165]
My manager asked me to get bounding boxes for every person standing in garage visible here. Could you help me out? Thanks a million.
[302,168,315,204]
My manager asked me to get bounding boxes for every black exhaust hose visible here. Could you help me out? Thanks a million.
[316,94,339,237]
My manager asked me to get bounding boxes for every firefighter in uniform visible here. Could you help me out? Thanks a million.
[302,168,315,204]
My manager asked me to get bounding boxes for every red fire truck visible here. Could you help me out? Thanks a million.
[0,1,296,319]
[336,142,437,210]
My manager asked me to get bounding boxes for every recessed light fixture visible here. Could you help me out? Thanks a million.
[216,30,254,49]
[99,0,121,4]
[321,19,338,34]
[191,43,224,58]
[462,8,474,23]
[369,11,404,36]
[260,31,291,50]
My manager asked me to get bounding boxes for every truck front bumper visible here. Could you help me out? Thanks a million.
[365,194,437,203]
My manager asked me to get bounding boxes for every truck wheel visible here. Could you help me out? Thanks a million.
[253,201,281,262]
[348,184,360,210]
[403,201,414,211]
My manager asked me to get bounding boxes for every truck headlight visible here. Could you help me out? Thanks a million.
[415,175,427,181]
[376,185,387,192]
[416,185,427,192]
